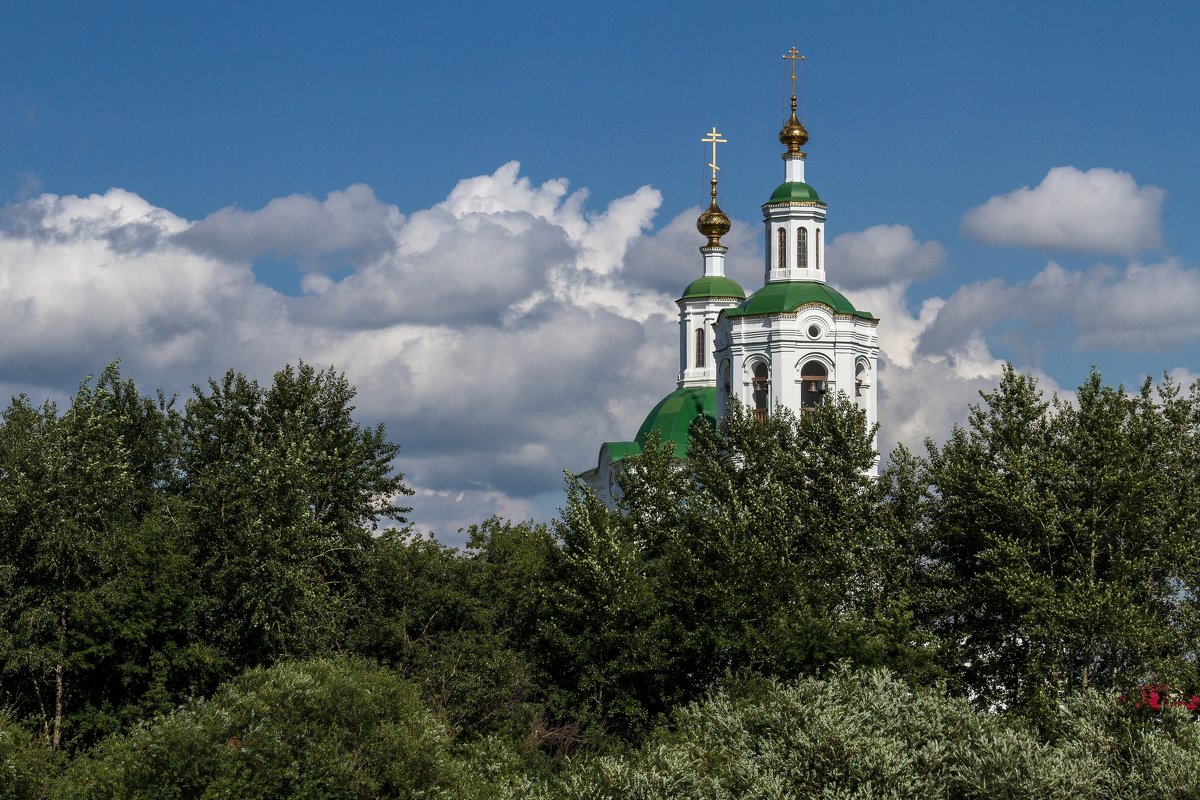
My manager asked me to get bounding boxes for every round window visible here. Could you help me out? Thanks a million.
[807,324,821,339]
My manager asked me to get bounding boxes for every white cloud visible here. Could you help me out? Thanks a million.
[852,281,1007,458]
[920,258,1200,355]
[0,166,677,544]
[0,165,1189,545]
[407,486,544,542]
[961,166,1164,255]
[178,183,404,269]
[0,188,284,387]
[621,209,762,297]
[826,224,947,289]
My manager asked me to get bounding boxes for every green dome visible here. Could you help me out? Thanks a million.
[725,281,876,320]
[680,275,746,301]
[634,386,717,459]
[767,181,823,204]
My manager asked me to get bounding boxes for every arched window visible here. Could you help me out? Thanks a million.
[801,360,828,408]
[855,361,867,399]
[797,227,808,268]
[777,227,787,270]
[752,361,769,423]
[815,229,821,270]
[694,328,705,368]
[721,359,731,397]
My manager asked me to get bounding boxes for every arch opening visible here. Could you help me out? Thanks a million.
[801,360,828,409]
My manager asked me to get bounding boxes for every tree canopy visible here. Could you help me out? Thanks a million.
[2,362,1199,798]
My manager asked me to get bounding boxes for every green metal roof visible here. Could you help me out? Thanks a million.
[680,275,746,300]
[619,386,717,461]
[767,181,823,204]
[601,441,642,462]
[598,387,717,467]
[725,281,876,320]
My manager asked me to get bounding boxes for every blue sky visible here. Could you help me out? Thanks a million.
[3,1,1200,540]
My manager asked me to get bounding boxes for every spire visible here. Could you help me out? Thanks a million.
[696,127,731,247]
[779,46,809,157]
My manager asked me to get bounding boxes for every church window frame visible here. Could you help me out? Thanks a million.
[777,227,787,270]
[800,359,829,409]
[749,358,771,423]
[815,228,821,269]
[694,328,705,369]
[797,227,808,268]
[855,358,871,402]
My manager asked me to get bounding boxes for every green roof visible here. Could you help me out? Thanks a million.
[602,386,717,464]
[725,281,876,320]
[601,441,642,463]
[767,181,823,204]
[634,386,717,458]
[680,275,746,300]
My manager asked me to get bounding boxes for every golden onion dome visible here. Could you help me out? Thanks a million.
[779,98,809,154]
[696,198,731,246]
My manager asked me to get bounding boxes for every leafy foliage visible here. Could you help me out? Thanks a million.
[923,366,1200,715]
[4,362,1200,797]
[0,362,411,751]
[53,658,471,800]
[539,395,932,736]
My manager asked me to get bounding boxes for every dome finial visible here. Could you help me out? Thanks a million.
[780,46,809,156]
[697,127,731,246]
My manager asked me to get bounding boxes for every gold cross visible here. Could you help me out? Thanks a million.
[701,126,727,183]
[782,46,805,97]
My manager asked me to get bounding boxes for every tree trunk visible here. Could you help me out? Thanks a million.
[53,662,63,752]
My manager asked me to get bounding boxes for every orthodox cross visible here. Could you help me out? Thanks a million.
[701,127,727,184]
[782,46,805,98]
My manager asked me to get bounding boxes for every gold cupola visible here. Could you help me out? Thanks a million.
[696,187,731,246]
[779,97,809,156]
[779,46,809,156]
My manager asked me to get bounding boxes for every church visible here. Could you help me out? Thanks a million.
[581,51,881,506]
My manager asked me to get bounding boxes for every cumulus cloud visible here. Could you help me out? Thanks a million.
[919,258,1200,355]
[0,166,678,544]
[177,183,404,269]
[0,163,1185,545]
[961,166,1164,255]
[621,209,762,297]
[845,280,1007,459]
[826,224,946,289]
[0,188,284,387]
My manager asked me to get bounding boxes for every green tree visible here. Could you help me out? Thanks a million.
[539,473,674,737]
[54,658,475,800]
[671,398,890,683]
[541,395,923,737]
[0,362,414,751]
[349,520,554,741]
[180,363,410,670]
[0,367,221,749]
[925,366,1200,716]
[0,369,136,750]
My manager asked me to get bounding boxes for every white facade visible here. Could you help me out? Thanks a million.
[711,123,880,471]
[678,245,743,387]
[581,88,883,497]
[714,306,879,447]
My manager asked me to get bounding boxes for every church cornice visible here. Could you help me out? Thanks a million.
[762,201,826,209]
[726,301,881,325]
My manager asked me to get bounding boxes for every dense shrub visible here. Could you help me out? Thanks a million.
[53,659,472,799]
[523,668,1200,800]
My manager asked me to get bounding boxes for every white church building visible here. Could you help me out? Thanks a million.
[581,54,880,505]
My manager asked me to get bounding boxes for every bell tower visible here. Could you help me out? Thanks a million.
[677,127,745,388]
[713,48,881,469]
[764,46,828,285]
